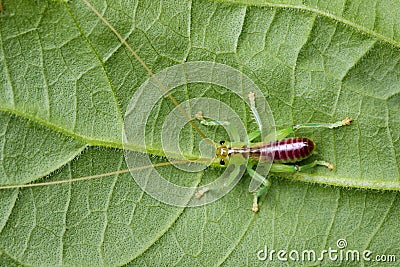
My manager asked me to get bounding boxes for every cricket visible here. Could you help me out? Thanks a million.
[0,0,353,213]
[195,94,352,212]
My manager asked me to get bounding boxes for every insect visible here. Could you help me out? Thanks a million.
[0,0,353,214]
[194,92,352,212]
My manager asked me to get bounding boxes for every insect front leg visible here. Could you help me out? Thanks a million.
[195,111,240,141]
[195,111,230,126]
[196,92,273,143]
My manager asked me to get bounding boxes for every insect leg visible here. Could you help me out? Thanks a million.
[264,127,295,142]
[246,166,271,212]
[292,117,353,131]
[195,111,240,141]
[196,92,270,143]
[248,92,263,132]
[247,160,333,211]
[264,117,353,142]
[194,163,242,199]
[270,160,334,173]
[247,130,261,142]
[196,111,230,126]
[218,92,274,143]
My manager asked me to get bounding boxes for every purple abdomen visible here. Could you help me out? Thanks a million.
[249,137,315,163]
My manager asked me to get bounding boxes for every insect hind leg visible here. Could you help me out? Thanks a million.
[264,117,353,142]
[270,160,334,173]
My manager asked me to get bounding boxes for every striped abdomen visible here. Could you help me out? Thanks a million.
[228,137,315,163]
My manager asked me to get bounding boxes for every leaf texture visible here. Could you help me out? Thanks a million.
[0,0,399,266]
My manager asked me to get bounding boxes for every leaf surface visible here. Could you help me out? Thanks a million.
[0,0,399,265]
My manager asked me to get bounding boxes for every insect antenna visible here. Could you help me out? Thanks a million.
[0,158,214,189]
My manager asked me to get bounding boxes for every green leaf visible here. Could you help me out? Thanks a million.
[0,0,399,266]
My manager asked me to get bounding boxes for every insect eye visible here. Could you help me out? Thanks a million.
[219,141,225,145]
[219,159,225,165]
